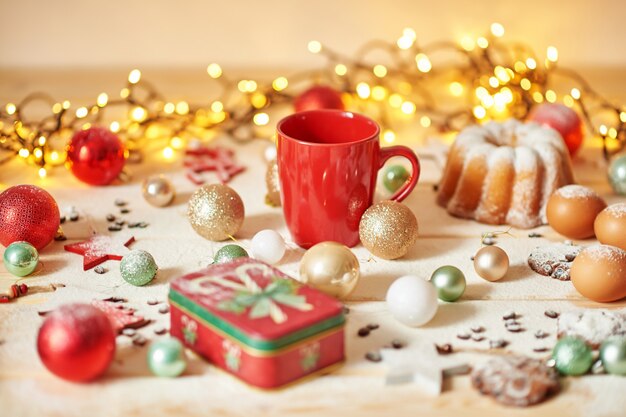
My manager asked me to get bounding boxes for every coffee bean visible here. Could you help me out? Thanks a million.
[544,310,559,319]
[94,266,107,274]
[471,325,485,333]
[533,347,549,353]
[103,296,126,303]
[60,216,66,224]
[114,199,127,207]
[528,232,543,238]
[138,222,149,228]
[153,327,168,336]
[565,253,577,262]
[128,222,141,228]
[436,343,453,355]
[365,351,382,362]
[132,335,147,346]
[106,214,116,222]
[147,299,160,306]
[158,305,170,314]
[115,220,126,227]
[489,339,509,349]
[122,328,137,337]
[457,332,471,340]
[54,234,67,241]
[471,335,485,342]
[432,184,439,192]
[69,212,79,221]
[391,339,404,349]
[366,323,380,331]
[108,225,122,232]
[120,208,130,214]
[502,311,517,320]
[357,327,370,337]
[505,323,524,333]
[534,330,549,339]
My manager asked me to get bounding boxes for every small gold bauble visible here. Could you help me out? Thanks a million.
[187,184,245,241]
[142,175,176,207]
[265,159,281,207]
[299,241,360,299]
[358,200,418,260]
[473,245,509,282]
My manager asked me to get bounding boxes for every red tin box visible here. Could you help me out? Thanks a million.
[169,258,345,389]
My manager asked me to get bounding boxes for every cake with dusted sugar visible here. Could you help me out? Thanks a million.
[437,119,575,229]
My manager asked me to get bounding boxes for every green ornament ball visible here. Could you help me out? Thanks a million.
[609,155,626,195]
[147,337,187,378]
[600,336,626,375]
[120,250,158,286]
[3,241,38,277]
[383,165,410,193]
[552,336,593,376]
[430,266,466,302]
[214,244,248,264]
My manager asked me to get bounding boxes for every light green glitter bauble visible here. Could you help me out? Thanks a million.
[213,244,248,264]
[552,336,593,376]
[383,165,410,193]
[3,241,38,277]
[120,250,158,286]
[600,336,626,375]
[147,337,187,377]
[430,266,466,302]
[609,154,626,195]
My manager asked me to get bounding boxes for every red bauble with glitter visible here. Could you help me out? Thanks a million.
[528,104,584,156]
[294,85,345,113]
[67,127,126,185]
[0,185,60,250]
[37,303,116,382]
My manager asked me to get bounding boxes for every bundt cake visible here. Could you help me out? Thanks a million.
[437,119,575,229]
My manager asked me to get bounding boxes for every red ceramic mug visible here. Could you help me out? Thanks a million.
[277,110,420,248]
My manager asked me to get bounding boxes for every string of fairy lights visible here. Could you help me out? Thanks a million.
[1,23,626,177]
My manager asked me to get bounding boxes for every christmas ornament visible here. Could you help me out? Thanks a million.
[265,159,281,207]
[214,244,249,264]
[600,336,626,376]
[187,184,245,241]
[608,154,626,195]
[0,185,60,250]
[91,299,149,334]
[386,275,438,327]
[2,241,38,277]
[64,235,135,270]
[120,250,158,286]
[528,103,584,156]
[251,229,286,265]
[147,337,187,378]
[359,200,418,260]
[184,144,246,185]
[37,303,116,382]
[381,341,469,395]
[264,143,277,162]
[552,336,593,376]
[142,175,175,207]
[430,266,466,302]
[383,165,410,193]
[298,241,360,299]
[294,85,344,112]
[473,246,509,282]
[66,127,126,186]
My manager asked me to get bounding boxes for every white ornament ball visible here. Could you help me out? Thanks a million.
[251,229,286,264]
[386,275,438,327]
[264,144,277,163]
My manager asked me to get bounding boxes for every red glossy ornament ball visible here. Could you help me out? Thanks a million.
[528,103,584,156]
[67,127,126,185]
[0,185,60,250]
[294,85,345,113]
[37,303,116,382]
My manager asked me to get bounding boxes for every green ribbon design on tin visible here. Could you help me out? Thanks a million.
[213,263,313,324]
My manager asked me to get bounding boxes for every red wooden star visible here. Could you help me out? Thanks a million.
[184,144,246,185]
[64,235,135,270]
[92,299,150,333]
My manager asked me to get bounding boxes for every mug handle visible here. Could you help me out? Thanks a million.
[378,146,421,202]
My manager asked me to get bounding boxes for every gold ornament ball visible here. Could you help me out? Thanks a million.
[142,175,176,207]
[188,184,245,241]
[299,241,360,299]
[473,246,509,282]
[358,200,418,260]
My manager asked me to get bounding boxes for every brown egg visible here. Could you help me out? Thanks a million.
[595,203,626,251]
[546,185,607,239]
[570,244,626,302]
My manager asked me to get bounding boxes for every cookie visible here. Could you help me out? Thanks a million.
[471,356,560,407]
[528,243,582,281]
[557,310,626,349]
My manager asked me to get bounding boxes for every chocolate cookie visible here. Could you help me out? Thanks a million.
[528,243,581,281]
[471,356,560,407]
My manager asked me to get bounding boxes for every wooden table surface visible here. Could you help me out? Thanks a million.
[1,69,626,417]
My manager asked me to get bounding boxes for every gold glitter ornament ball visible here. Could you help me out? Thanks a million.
[187,184,245,241]
[359,200,418,260]
[299,241,360,299]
